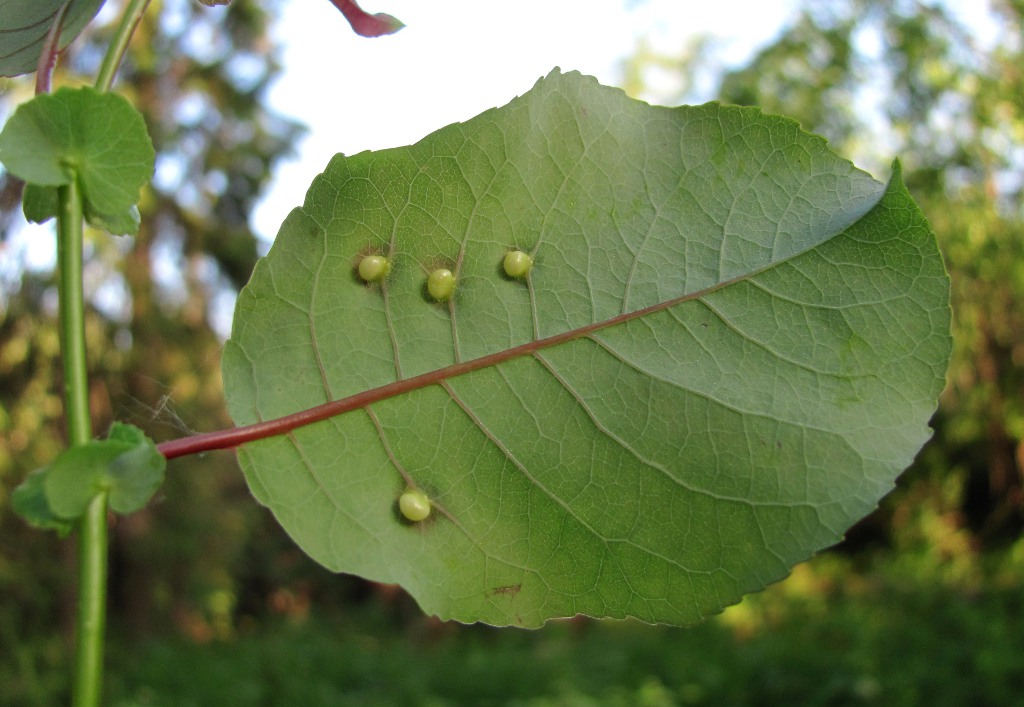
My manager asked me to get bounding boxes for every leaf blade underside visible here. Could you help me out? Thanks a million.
[0,0,105,78]
[223,69,951,627]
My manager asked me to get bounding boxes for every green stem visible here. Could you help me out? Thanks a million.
[72,3,153,703]
[94,0,152,92]
[58,180,106,707]
[73,495,108,707]
[57,182,91,447]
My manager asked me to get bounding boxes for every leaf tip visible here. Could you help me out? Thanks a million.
[330,0,405,38]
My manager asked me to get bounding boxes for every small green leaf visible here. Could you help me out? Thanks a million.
[22,183,59,224]
[0,0,105,78]
[11,467,75,536]
[43,445,113,519]
[105,422,166,514]
[0,87,154,221]
[84,204,142,236]
[22,183,141,235]
[13,423,165,528]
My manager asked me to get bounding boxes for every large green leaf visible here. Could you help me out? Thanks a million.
[223,69,951,627]
[0,0,105,78]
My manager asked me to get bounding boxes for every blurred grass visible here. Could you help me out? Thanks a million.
[5,485,1023,707]
[6,514,1024,706]
[87,548,1023,707]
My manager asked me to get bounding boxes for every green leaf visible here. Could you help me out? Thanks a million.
[0,0,105,78]
[13,423,165,528]
[223,70,951,627]
[43,444,115,518]
[85,204,141,236]
[11,467,75,535]
[104,422,166,515]
[22,183,140,235]
[21,183,59,223]
[0,86,154,220]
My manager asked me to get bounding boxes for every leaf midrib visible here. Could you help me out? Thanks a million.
[163,248,832,461]
[171,164,892,462]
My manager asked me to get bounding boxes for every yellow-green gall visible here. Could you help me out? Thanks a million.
[358,255,390,282]
[399,489,431,522]
[427,268,456,301]
[503,250,533,278]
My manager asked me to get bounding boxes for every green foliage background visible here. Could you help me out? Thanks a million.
[2,0,1023,703]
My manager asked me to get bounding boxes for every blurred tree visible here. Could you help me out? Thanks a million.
[0,0,309,696]
[625,0,1024,548]
[92,0,307,639]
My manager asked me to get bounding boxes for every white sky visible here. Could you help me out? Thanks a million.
[2,0,800,275]
[2,0,1003,281]
[0,0,800,327]
[3,0,1002,327]
[251,0,799,241]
